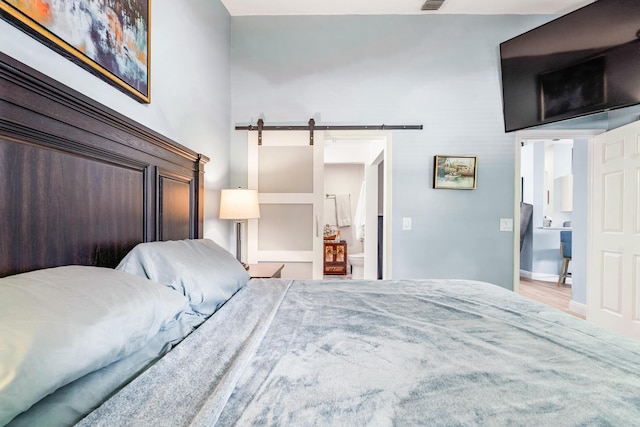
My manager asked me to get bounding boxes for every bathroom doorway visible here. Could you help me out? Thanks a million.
[323,131,392,280]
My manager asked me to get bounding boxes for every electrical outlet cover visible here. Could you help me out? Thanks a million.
[500,218,513,232]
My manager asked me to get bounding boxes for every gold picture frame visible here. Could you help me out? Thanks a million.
[434,155,477,190]
[0,0,150,103]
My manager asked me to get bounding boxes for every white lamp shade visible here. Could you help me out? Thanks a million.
[219,189,260,220]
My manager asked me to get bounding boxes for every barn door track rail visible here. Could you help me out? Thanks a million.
[236,118,423,145]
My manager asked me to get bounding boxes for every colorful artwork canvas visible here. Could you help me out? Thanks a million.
[0,0,150,103]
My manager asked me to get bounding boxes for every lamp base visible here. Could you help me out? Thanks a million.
[235,221,247,268]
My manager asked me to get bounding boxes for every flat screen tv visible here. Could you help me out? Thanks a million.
[500,0,640,132]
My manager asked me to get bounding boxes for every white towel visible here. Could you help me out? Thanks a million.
[354,181,366,241]
[324,199,337,226]
[335,194,351,227]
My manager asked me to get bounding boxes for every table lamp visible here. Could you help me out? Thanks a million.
[219,188,260,266]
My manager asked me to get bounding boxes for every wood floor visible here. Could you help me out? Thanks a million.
[518,276,585,319]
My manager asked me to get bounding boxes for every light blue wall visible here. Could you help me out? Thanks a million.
[0,0,233,246]
[572,139,589,305]
[230,14,555,289]
[530,143,560,275]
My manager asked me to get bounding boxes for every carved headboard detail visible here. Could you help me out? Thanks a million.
[0,53,209,277]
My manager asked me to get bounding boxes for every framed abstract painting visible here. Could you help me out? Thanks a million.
[433,155,478,190]
[0,0,150,103]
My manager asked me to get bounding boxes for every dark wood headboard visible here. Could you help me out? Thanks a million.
[0,53,210,277]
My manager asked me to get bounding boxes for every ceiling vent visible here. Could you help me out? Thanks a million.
[421,0,445,11]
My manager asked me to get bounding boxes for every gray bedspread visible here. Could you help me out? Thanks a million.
[78,279,640,426]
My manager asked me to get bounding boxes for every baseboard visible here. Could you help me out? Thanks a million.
[519,270,572,284]
[569,300,587,317]
[519,269,533,279]
[532,272,560,282]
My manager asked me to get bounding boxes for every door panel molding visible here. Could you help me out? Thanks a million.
[589,121,640,340]
[247,130,324,278]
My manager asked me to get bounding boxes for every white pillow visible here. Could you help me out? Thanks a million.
[0,266,191,426]
[116,239,250,317]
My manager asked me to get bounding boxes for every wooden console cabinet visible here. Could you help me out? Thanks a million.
[324,242,347,275]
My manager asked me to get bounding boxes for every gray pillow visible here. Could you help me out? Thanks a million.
[0,266,191,426]
[7,317,200,427]
[116,239,250,317]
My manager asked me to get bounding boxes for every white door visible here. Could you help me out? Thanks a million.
[588,120,640,340]
[247,130,324,279]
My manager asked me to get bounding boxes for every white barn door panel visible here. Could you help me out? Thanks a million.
[247,130,324,279]
[589,120,640,340]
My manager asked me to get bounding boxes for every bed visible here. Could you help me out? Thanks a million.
[2,53,640,427]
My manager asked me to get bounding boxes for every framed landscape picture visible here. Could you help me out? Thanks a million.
[433,155,477,190]
[0,0,150,103]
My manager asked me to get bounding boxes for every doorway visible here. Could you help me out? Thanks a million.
[520,138,574,281]
[246,128,393,280]
[513,129,602,317]
[324,131,392,280]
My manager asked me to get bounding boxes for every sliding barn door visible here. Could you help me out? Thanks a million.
[588,120,640,340]
[247,130,324,279]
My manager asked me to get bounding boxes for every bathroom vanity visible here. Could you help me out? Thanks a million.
[324,241,348,275]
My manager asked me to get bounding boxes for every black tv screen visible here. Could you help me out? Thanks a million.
[500,0,640,132]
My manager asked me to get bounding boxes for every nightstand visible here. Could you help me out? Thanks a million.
[246,263,284,278]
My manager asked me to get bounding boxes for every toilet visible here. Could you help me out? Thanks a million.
[348,253,365,279]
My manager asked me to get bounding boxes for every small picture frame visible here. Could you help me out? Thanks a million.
[434,155,477,190]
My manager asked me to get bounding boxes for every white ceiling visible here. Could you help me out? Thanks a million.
[221,0,595,17]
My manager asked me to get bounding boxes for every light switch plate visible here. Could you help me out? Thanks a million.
[500,218,513,232]
[403,217,412,230]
